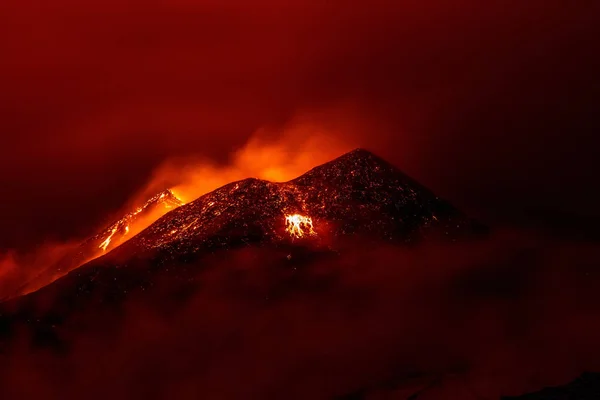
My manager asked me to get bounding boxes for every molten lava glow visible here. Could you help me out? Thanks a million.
[285,214,316,239]
[3,189,185,299]
[144,126,355,205]
[96,189,184,253]
[99,227,118,251]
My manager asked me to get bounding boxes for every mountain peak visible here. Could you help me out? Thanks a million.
[147,189,184,207]
[290,148,395,185]
[344,147,377,157]
[331,147,386,165]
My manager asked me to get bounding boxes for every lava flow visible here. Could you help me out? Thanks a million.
[95,189,184,253]
[4,188,185,300]
[99,227,118,251]
[285,214,316,239]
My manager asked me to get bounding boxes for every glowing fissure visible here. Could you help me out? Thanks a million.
[285,214,316,239]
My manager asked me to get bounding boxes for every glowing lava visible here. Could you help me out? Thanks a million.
[97,189,184,253]
[285,214,316,239]
[99,227,118,251]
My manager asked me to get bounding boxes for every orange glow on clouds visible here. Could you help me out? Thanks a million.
[140,118,358,205]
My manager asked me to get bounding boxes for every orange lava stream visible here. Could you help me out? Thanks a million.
[97,189,184,253]
[99,227,118,251]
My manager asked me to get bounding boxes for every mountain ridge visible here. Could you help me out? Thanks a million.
[103,147,482,261]
[1,148,486,314]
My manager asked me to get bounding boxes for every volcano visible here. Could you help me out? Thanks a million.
[102,148,485,261]
[0,148,487,366]
[1,149,485,314]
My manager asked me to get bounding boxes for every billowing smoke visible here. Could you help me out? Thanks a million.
[135,109,365,204]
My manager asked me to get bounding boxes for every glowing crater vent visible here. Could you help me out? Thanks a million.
[285,214,316,239]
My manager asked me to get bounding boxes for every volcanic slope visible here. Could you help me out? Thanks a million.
[7,189,184,299]
[0,149,485,327]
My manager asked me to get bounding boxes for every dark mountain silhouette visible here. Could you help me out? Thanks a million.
[0,149,486,325]
[104,148,485,260]
[0,148,493,399]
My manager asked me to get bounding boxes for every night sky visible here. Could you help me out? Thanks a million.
[1,0,599,249]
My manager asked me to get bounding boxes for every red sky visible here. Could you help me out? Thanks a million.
[1,0,599,252]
